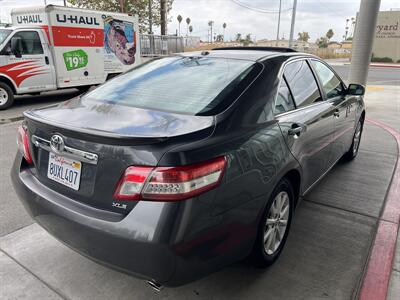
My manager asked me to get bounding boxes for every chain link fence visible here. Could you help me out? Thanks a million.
[140,34,184,56]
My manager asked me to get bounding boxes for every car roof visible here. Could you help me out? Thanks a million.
[179,47,312,62]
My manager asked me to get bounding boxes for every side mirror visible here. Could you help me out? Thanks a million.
[10,37,22,58]
[347,83,365,96]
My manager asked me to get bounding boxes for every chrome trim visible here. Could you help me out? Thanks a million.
[31,135,98,165]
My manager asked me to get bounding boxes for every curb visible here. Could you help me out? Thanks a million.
[370,64,400,69]
[359,119,400,300]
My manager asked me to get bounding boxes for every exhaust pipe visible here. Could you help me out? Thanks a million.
[147,279,164,292]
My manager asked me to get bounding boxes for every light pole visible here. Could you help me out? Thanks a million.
[288,0,297,48]
[276,0,282,46]
[348,0,381,86]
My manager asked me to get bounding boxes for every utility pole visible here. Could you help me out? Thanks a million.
[160,0,167,35]
[348,0,381,86]
[119,0,125,13]
[276,0,282,46]
[63,0,67,6]
[288,0,297,48]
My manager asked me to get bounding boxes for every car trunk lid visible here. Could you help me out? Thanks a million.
[24,98,215,214]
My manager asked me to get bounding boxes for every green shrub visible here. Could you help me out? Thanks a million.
[371,56,393,63]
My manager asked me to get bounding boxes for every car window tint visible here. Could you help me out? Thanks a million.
[13,31,43,55]
[274,78,295,114]
[83,56,255,115]
[311,60,344,99]
[284,60,322,108]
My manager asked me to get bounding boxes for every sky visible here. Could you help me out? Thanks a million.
[0,0,399,42]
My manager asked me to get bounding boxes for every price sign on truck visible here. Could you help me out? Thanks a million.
[63,49,88,71]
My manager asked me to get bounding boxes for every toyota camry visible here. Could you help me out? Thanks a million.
[11,47,365,289]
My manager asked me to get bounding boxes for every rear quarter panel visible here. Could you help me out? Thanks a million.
[156,67,301,284]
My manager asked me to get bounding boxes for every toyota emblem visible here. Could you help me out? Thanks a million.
[50,135,65,153]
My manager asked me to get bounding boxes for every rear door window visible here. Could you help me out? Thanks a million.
[284,60,322,108]
[84,56,257,115]
[311,60,344,99]
[274,77,296,114]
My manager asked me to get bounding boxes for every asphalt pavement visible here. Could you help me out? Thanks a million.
[0,66,399,299]
[333,65,400,86]
[0,89,81,123]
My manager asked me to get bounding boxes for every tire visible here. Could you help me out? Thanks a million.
[76,85,91,94]
[252,178,294,268]
[343,118,364,161]
[0,82,15,110]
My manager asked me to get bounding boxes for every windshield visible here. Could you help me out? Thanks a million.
[0,29,11,45]
[83,56,256,115]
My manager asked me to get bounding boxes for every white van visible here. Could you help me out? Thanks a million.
[0,5,140,109]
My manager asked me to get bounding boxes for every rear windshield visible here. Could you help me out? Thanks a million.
[83,56,256,115]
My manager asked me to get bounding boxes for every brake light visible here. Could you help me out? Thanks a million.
[114,157,226,201]
[17,125,33,164]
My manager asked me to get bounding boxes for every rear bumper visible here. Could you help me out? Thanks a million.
[11,155,260,286]
[11,159,177,284]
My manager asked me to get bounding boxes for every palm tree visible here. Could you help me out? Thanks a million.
[177,15,183,36]
[235,33,242,42]
[189,25,193,36]
[216,34,224,43]
[326,29,334,41]
[297,31,310,42]
[186,17,191,36]
[222,23,227,42]
[208,20,214,43]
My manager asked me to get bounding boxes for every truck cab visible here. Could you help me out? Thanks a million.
[0,26,56,109]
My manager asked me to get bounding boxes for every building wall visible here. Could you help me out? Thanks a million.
[372,11,400,62]
[256,39,317,50]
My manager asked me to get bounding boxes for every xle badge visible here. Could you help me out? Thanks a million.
[112,202,127,210]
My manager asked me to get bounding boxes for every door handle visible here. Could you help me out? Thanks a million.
[45,56,49,65]
[288,126,303,136]
[333,110,340,118]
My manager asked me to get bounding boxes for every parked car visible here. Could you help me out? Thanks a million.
[11,47,365,289]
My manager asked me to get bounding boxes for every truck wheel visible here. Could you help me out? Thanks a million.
[77,85,91,94]
[0,82,14,110]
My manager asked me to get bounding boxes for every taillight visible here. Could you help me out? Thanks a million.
[17,125,33,164]
[114,156,226,201]
[113,167,153,201]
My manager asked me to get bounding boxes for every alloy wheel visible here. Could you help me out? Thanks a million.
[0,87,8,106]
[264,191,290,255]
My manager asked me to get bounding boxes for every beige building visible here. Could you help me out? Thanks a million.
[328,42,342,49]
[372,10,400,62]
[341,41,353,49]
[256,39,317,51]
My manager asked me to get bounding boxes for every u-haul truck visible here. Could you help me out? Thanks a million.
[0,5,140,109]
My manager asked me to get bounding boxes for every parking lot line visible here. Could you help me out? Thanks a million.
[359,119,400,300]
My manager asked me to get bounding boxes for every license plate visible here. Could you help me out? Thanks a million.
[47,152,82,191]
